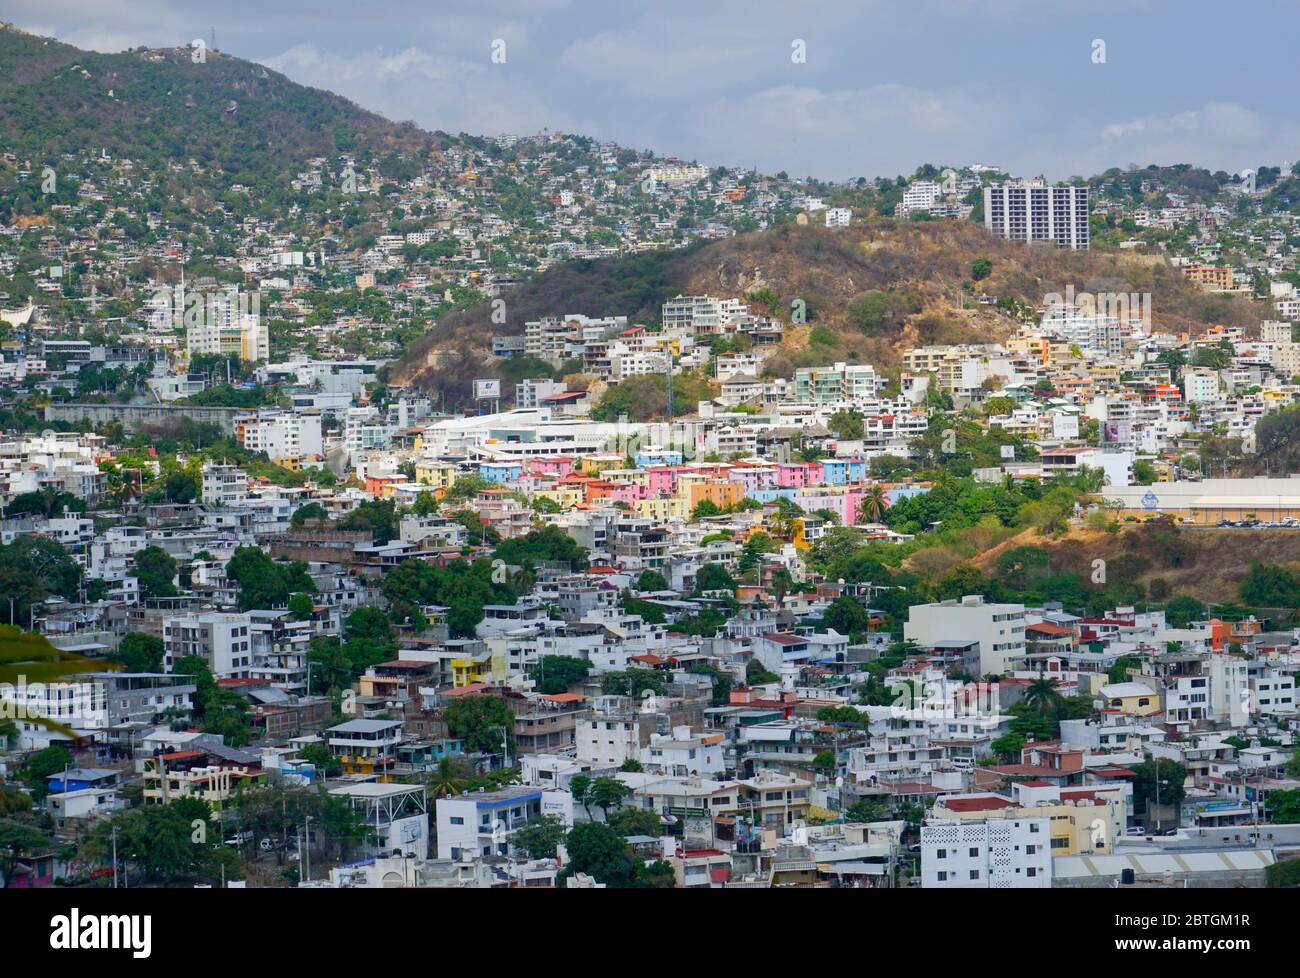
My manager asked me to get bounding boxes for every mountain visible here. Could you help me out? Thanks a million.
[0,23,435,184]
[390,218,1266,406]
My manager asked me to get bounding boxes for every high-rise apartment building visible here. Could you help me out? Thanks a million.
[984,179,1089,250]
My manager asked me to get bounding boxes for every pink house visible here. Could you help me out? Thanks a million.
[778,462,824,488]
[608,483,647,505]
[529,456,576,478]
[730,466,777,494]
[645,466,680,497]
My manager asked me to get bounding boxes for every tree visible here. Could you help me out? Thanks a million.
[858,485,888,524]
[634,569,669,592]
[607,806,659,836]
[0,535,82,604]
[586,776,630,818]
[746,658,779,685]
[561,822,633,886]
[114,632,164,673]
[494,525,588,571]
[288,592,316,619]
[1165,594,1207,628]
[339,499,400,544]
[1266,857,1300,888]
[5,488,84,519]
[534,655,590,695]
[21,745,73,803]
[130,545,178,598]
[823,596,873,637]
[990,731,1025,761]
[1108,655,1140,684]
[443,695,515,757]
[291,502,328,526]
[172,654,254,747]
[619,758,644,773]
[828,410,864,440]
[297,742,342,778]
[569,774,594,819]
[0,819,49,882]
[511,814,567,859]
[971,257,992,281]
[694,563,736,594]
[411,491,439,516]
[1131,757,1187,822]
[691,499,722,520]
[845,797,891,822]
[689,662,734,707]
[426,757,472,798]
[1267,789,1300,824]
[1023,678,1067,717]
[226,546,315,611]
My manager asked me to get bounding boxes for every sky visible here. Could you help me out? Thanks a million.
[5,0,1299,182]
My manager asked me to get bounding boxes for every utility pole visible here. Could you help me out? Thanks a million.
[665,350,674,420]
[111,825,119,888]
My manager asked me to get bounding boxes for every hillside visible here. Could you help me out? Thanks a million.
[392,218,1266,404]
[969,524,1300,607]
[0,24,435,183]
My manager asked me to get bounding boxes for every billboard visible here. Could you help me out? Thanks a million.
[1052,413,1079,439]
[474,379,501,400]
[1102,420,1133,444]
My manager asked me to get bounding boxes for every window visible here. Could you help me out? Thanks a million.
[1026,867,1037,878]
[969,870,980,880]
[937,871,947,881]
[450,816,464,825]
[936,849,946,859]
[969,847,979,857]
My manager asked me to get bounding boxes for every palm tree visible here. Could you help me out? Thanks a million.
[858,485,888,524]
[1023,677,1066,717]
[426,757,470,798]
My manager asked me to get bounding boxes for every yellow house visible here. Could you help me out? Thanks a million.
[580,453,627,475]
[415,461,459,490]
[451,649,507,687]
[535,486,585,510]
[1098,681,1162,717]
[637,496,689,521]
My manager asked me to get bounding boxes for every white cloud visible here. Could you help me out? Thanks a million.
[260,43,579,136]
[1081,102,1300,174]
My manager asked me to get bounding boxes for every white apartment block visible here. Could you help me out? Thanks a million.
[516,378,567,409]
[1184,370,1222,404]
[577,712,643,767]
[900,181,942,214]
[824,207,853,227]
[661,295,748,335]
[163,612,254,678]
[344,406,394,457]
[905,595,1027,675]
[922,816,1052,888]
[793,362,883,404]
[984,179,1090,250]
[201,463,248,506]
[185,293,269,362]
[1250,669,1296,717]
[237,410,324,462]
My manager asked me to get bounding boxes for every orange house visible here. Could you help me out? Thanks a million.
[687,479,745,511]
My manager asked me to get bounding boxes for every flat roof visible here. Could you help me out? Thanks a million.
[329,782,427,799]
